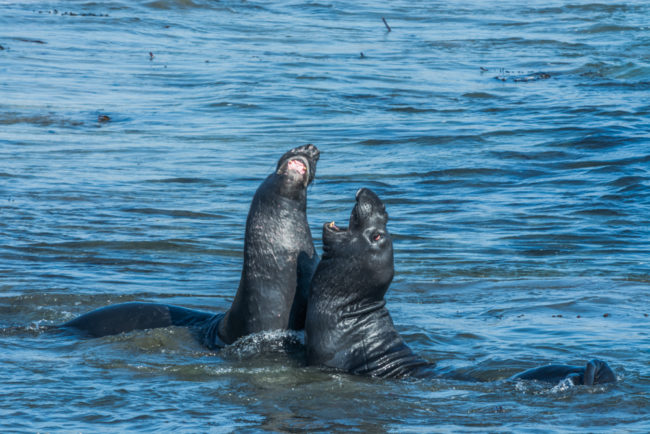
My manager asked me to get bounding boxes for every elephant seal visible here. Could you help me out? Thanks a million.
[63,144,320,348]
[217,143,319,343]
[305,188,616,385]
[305,188,431,377]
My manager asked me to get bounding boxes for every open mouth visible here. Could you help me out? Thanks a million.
[287,158,307,175]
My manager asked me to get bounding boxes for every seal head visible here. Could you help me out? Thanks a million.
[274,144,319,196]
[320,188,393,303]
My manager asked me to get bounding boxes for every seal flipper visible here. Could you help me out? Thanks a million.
[512,364,586,384]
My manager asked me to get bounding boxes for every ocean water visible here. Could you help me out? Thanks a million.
[1,0,649,431]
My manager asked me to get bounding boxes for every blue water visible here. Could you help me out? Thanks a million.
[1,0,649,431]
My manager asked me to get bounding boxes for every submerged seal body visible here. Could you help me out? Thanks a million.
[305,188,616,385]
[63,144,320,347]
[511,359,616,385]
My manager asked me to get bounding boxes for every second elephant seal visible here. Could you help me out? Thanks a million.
[305,188,616,385]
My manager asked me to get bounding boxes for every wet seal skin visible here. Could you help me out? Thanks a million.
[511,359,616,386]
[62,144,320,348]
[217,144,320,344]
[305,188,617,386]
[305,188,431,378]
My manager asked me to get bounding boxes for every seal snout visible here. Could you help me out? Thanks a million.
[351,188,388,229]
[355,188,380,204]
[298,143,320,161]
[288,144,320,165]
[284,155,311,184]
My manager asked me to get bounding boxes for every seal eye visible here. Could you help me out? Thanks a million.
[373,232,382,242]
